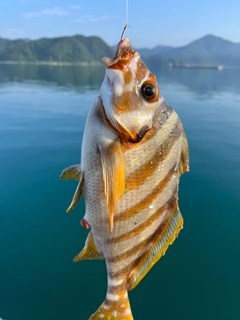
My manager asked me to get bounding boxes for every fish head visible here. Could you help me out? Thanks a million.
[101,38,161,143]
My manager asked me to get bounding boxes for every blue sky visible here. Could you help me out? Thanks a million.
[0,0,240,48]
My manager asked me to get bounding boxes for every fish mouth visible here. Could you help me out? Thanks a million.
[114,38,133,58]
[102,38,135,68]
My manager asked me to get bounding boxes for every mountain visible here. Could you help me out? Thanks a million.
[138,35,240,67]
[137,45,174,57]
[0,38,29,54]
[0,34,240,67]
[0,35,114,64]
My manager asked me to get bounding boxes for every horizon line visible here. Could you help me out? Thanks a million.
[0,33,239,49]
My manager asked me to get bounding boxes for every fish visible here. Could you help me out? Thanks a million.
[61,36,189,320]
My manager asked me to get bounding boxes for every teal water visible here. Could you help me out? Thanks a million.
[0,64,240,320]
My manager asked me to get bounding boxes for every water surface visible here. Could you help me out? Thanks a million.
[0,65,240,320]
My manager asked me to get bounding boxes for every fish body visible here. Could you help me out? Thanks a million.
[61,38,189,320]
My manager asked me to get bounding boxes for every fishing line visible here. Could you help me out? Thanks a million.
[126,0,128,25]
[121,0,129,40]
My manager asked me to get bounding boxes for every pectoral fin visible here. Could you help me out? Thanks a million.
[179,131,189,175]
[66,172,84,213]
[128,208,183,291]
[60,164,81,180]
[73,231,103,262]
[98,140,125,232]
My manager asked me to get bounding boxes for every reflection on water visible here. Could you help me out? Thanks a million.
[156,67,240,96]
[0,64,105,89]
[1,64,240,96]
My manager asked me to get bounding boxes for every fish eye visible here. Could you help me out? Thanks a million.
[141,82,158,102]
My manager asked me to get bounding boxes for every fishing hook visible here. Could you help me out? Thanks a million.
[120,22,129,41]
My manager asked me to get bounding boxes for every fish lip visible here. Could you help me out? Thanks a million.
[102,38,135,68]
[115,38,132,56]
[115,38,134,59]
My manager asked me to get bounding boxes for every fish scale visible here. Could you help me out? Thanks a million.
[61,37,189,319]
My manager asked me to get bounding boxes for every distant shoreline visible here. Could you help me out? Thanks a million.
[0,60,102,66]
[169,63,224,70]
[0,60,225,70]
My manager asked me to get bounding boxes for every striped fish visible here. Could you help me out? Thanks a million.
[61,37,189,320]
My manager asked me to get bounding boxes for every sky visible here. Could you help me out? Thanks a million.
[0,0,240,48]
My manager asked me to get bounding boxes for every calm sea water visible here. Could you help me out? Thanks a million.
[0,64,240,320]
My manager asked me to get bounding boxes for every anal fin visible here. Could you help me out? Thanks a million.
[128,208,183,291]
[73,231,103,262]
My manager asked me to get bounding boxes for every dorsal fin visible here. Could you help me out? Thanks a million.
[128,208,183,291]
[98,140,125,232]
[73,231,103,262]
[179,131,189,175]
[60,164,81,180]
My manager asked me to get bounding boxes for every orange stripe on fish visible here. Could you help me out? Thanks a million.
[125,124,182,191]
[115,163,176,222]
[106,200,178,266]
[106,192,177,244]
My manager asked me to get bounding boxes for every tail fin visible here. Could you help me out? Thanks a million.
[88,293,133,320]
